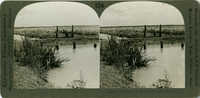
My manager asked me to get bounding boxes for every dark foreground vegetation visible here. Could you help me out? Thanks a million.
[100,36,173,88]
[100,36,153,87]
[101,36,153,69]
[13,62,54,88]
[14,37,64,88]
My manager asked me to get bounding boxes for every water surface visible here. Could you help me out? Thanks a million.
[133,43,185,88]
[48,42,100,88]
[100,33,185,88]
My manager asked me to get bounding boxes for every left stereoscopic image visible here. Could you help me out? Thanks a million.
[13,2,100,89]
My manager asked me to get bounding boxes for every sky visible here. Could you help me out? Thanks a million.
[101,2,184,26]
[14,1,185,27]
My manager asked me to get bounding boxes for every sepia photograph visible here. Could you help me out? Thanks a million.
[12,1,185,89]
[100,2,185,88]
[1,0,200,97]
[13,2,100,89]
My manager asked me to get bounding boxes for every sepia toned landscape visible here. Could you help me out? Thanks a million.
[100,25,185,88]
[14,25,100,88]
[13,1,185,89]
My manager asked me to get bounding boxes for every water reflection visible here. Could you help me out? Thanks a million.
[133,42,185,88]
[48,41,100,88]
[100,33,185,88]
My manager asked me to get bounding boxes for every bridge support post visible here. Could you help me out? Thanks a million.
[56,26,58,38]
[72,25,74,38]
[73,41,76,49]
[94,43,97,48]
[181,42,184,49]
[154,30,156,37]
[159,24,162,37]
[144,40,146,50]
[144,25,146,38]
[160,41,163,48]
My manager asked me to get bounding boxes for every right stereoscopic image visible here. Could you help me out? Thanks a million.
[100,2,185,88]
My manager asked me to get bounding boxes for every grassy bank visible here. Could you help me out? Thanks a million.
[100,61,173,88]
[100,36,184,49]
[14,37,64,88]
[13,62,54,88]
[100,36,174,88]
[100,62,144,88]
[100,37,153,88]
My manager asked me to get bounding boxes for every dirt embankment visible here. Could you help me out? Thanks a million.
[13,63,53,89]
[100,62,144,88]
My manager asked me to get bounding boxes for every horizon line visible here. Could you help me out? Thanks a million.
[15,24,185,28]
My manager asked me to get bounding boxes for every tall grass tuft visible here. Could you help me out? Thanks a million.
[15,37,64,80]
[101,36,153,70]
[101,36,154,81]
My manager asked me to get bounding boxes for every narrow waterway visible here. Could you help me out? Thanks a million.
[133,43,185,88]
[100,33,185,88]
[14,34,185,88]
[47,42,100,88]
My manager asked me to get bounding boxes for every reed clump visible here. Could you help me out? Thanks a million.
[14,37,64,81]
[101,36,153,70]
[101,36,154,83]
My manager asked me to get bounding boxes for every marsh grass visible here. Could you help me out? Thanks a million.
[101,36,153,70]
[148,29,185,36]
[101,36,154,86]
[14,37,64,81]
[101,25,185,38]
[14,26,99,39]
